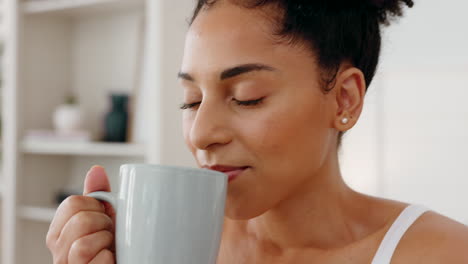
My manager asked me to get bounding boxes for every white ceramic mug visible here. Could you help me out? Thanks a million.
[87,164,227,264]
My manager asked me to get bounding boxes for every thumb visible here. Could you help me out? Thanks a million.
[83,165,117,250]
[83,165,111,195]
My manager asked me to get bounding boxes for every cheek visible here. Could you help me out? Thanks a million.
[256,116,290,154]
[243,100,329,172]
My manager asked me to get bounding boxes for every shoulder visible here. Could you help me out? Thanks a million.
[392,210,468,263]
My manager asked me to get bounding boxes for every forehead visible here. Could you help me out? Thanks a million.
[190,2,276,42]
[182,2,286,73]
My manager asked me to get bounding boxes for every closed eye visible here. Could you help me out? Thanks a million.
[180,97,265,110]
[180,102,201,110]
[233,97,264,106]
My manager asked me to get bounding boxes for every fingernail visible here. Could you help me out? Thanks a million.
[88,165,103,173]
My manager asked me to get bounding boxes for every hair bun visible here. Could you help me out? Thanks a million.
[296,0,414,26]
[369,0,414,25]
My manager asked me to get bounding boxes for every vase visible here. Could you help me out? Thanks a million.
[104,93,129,142]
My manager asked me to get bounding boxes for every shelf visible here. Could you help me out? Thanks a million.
[19,206,57,223]
[21,140,146,157]
[22,0,145,17]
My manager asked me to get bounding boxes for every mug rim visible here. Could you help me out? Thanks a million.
[120,163,227,179]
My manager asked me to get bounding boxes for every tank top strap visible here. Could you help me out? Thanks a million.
[371,204,430,264]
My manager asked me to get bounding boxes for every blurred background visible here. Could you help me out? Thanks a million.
[0,0,466,263]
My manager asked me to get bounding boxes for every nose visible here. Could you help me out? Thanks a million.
[189,99,232,150]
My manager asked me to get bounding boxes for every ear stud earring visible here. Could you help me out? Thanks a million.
[341,117,349,124]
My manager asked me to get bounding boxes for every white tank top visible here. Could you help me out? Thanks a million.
[370,204,430,264]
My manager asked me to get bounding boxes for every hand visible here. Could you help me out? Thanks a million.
[46,166,116,264]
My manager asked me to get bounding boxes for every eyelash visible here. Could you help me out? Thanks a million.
[179,97,265,110]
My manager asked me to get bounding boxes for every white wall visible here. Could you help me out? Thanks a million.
[341,0,468,224]
[73,11,143,140]
[381,0,468,69]
[158,0,197,167]
[22,16,72,132]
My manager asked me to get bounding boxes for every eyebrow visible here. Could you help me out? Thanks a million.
[177,63,276,82]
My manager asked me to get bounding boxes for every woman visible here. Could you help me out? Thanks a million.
[46,0,468,263]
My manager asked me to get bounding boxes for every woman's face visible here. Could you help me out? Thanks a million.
[179,2,336,219]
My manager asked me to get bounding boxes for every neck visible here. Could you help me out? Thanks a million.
[227,149,376,252]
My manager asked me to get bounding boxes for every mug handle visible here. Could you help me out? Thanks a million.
[87,191,117,209]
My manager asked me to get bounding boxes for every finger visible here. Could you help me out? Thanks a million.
[83,166,116,225]
[49,164,111,243]
[47,195,105,249]
[83,166,111,195]
[68,230,114,264]
[56,211,113,261]
[89,249,115,264]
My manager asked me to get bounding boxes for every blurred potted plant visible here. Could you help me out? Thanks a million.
[53,94,83,134]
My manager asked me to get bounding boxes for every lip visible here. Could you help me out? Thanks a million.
[203,165,249,183]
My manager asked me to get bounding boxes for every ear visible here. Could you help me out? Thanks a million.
[332,67,366,132]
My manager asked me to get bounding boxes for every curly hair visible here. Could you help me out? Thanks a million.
[190,0,414,149]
